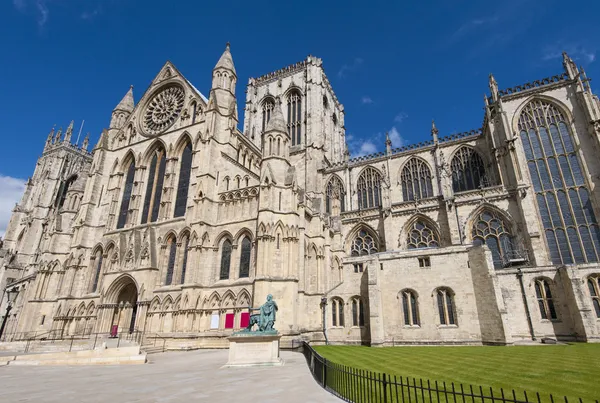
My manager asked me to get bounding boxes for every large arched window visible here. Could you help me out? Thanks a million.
[472,209,514,268]
[401,158,433,201]
[141,146,167,224]
[351,228,378,256]
[219,239,232,280]
[57,175,77,209]
[534,278,557,320]
[407,219,439,249]
[261,98,275,133]
[287,90,302,146]
[325,175,346,214]
[91,248,103,293]
[436,288,456,325]
[357,167,382,209]
[180,235,189,284]
[588,275,600,318]
[331,298,344,327]
[519,100,600,264]
[451,147,489,192]
[401,289,419,326]
[117,159,136,229]
[239,237,251,278]
[165,235,177,285]
[174,141,192,217]
[351,297,365,327]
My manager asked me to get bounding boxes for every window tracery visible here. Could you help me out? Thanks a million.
[357,167,382,209]
[534,278,557,320]
[331,298,344,327]
[117,160,136,229]
[141,146,166,224]
[588,275,600,318]
[351,228,378,256]
[401,290,419,326]
[261,98,275,133]
[436,288,456,325]
[471,209,513,268]
[143,85,185,135]
[325,175,346,214]
[220,239,232,280]
[174,142,192,217]
[165,236,177,285]
[287,90,302,146]
[401,158,433,201]
[451,147,489,192]
[239,237,251,278]
[407,219,439,249]
[519,99,600,264]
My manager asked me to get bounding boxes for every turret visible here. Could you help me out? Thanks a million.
[207,43,239,142]
[211,42,237,92]
[110,86,134,129]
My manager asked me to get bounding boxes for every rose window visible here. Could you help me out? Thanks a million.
[143,86,185,135]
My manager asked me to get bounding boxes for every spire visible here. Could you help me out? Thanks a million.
[82,133,90,150]
[114,85,135,113]
[431,119,439,143]
[265,101,287,134]
[214,42,236,75]
[64,120,74,142]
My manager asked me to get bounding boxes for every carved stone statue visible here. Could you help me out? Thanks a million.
[242,294,278,334]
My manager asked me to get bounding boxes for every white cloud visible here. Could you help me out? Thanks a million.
[13,0,50,27]
[0,175,26,238]
[542,44,596,64]
[357,141,377,156]
[388,126,405,147]
[394,112,408,123]
[338,58,363,78]
[361,96,373,105]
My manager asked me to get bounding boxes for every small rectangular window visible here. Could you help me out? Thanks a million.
[418,257,431,268]
[353,263,364,273]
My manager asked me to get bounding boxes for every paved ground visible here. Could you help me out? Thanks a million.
[0,350,340,402]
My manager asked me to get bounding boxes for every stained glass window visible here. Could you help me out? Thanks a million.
[180,236,189,284]
[534,278,557,320]
[401,158,433,201]
[437,288,456,325]
[402,290,419,326]
[357,167,382,209]
[471,209,514,268]
[588,275,600,318]
[174,142,192,217]
[451,147,490,192]
[91,249,103,292]
[262,98,274,133]
[239,237,251,278]
[287,91,302,146]
[351,229,378,256]
[165,236,177,285]
[325,175,346,214]
[117,160,136,229]
[407,219,439,249]
[141,146,166,224]
[519,100,600,264]
[220,239,232,280]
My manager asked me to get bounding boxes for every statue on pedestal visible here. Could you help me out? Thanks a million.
[242,294,278,334]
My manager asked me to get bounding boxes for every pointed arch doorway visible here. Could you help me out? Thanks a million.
[106,276,139,334]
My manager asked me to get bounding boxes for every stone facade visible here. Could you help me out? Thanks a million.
[2,46,600,347]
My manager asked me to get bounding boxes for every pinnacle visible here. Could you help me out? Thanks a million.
[114,86,135,113]
[265,102,287,134]
[214,42,236,75]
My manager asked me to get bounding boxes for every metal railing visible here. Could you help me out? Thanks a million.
[301,342,598,403]
[141,332,167,353]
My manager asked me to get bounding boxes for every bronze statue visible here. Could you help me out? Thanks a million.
[244,294,278,333]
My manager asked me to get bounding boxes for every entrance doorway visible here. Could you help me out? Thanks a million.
[110,281,139,334]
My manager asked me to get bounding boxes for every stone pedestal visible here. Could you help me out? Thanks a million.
[225,333,283,367]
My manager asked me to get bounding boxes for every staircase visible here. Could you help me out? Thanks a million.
[0,345,146,366]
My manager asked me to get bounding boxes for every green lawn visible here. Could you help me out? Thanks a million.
[313,344,600,402]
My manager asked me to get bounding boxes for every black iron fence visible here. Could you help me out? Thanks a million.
[301,342,598,403]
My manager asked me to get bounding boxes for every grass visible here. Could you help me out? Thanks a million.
[313,343,600,401]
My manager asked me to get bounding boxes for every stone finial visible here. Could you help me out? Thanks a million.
[82,133,90,150]
[489,73,499,102]
[431,119,439,143]
[46,125,55,147]
[64,120,74,142]
[54,127,62,144]
[385,131,392,155]
[562,51,579,80]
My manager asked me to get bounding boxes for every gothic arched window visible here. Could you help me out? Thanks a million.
[117,159,136,229]
[407,219,439,249]
[331,298,344,327]
[472,209,514,268]
[219,239,232,280]
[436,288,456,325]
[165,235,177,285]
[401,158,433,201]
[325,175,346,214]
[351,228,378,256]
[587,275,600,318]
[351,297,365,327]
[239,237,251,278]
[287,90,302,146]
[451,147,489,192]
[357,167,382,209]
[174,141,192,217]
[534,278,557,320]
[141,146,167,224]
[57,175,77,209]
[91,248,103,293]
[180,235,189,284]
[401,289,419,326]
[261,98,275,133]
[519,100,600,265]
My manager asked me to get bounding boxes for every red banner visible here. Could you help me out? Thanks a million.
[225,313,235,329]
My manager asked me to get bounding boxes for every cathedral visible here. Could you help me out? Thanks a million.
[1,44,600,348]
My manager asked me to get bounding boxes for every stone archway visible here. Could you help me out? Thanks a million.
[105,276,139,335]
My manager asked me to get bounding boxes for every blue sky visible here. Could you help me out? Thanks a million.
[0,0,599,235]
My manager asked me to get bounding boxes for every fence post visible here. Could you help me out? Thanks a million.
[383,373,388,403]
[323,358,328,389]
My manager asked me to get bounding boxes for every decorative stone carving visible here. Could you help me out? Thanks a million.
[143,85,185,135]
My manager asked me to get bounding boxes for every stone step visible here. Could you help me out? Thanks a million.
[4,346,146,366]
[141,346,165,355]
